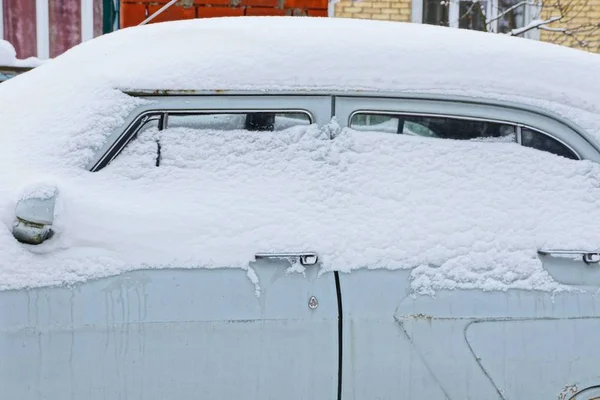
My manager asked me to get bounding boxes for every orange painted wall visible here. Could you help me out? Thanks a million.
[120,0,328,28]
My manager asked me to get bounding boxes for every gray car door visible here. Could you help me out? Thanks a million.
[334,95,600,400]
[338,269,600,400]
[0,264,339,400]
[0,95,340,400]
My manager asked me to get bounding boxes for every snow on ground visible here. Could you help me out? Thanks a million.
[0,40,45,67]
[0,17,599,293]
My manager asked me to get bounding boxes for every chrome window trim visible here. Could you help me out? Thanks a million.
[91,110,162,172]
[91,108,314,172]
[159,112,167,130]
[518,124,580,160]
[121,90,599,154]
[348,110,581,160]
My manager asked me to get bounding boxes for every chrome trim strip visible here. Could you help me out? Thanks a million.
[255,252,319,266]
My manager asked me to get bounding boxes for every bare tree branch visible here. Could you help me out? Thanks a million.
[540,21,600,47]
[458,2,479,23]
[538,25,568,32]
[507,15,562,36]
[446,0,597,51]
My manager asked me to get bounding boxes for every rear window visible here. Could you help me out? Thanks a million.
[521,127,578,160]
[350,113,517,142]
[350,112,579,159]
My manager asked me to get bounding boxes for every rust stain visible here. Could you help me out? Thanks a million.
[558,384,578,400]
[396,313,435,321]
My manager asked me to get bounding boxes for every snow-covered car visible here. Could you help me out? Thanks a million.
[2,17,600,400]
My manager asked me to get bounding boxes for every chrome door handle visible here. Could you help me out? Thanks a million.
[538,249,600,264]
[255,252,319,266]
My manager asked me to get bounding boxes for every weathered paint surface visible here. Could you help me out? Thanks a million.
[93,0,103,37]
[2,0,37,58]
[49,0,82,58]
[0,264,339,400]
[340,268,600,399]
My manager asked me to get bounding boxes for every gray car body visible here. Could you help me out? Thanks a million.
[2,90,600,400]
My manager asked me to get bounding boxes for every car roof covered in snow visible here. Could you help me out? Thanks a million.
[47,17,600,104]
[43,17,600,97]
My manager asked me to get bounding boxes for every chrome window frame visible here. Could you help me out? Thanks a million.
[518,125,580,160]
[348,110,581,160]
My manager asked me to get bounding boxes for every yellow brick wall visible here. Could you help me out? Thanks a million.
[334,0,412,22]
[539,0,600,53]
[334,0,600,53]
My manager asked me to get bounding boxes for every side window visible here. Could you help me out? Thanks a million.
[167,112,311,132]
[521,127,578,160]
[105,111,312,171]
[167,114,246,131]
[350,112,580,160]
[350,113,517,142]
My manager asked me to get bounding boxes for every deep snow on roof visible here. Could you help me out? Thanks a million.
[32,17,600,105]
[46,17,600,98]
[1,17,600,293]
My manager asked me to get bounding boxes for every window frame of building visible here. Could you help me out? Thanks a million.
[413,0,541,40]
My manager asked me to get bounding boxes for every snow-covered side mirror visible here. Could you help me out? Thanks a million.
[12,189,57,245]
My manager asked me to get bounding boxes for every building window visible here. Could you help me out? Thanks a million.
[423,0,449,26]
[496,0,527,33]
[419,0,538,39]
[458,0,488,31]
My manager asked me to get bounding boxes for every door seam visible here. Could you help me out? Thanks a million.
[334,271,343,400]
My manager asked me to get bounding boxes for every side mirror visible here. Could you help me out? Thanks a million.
[12,190,57,245]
